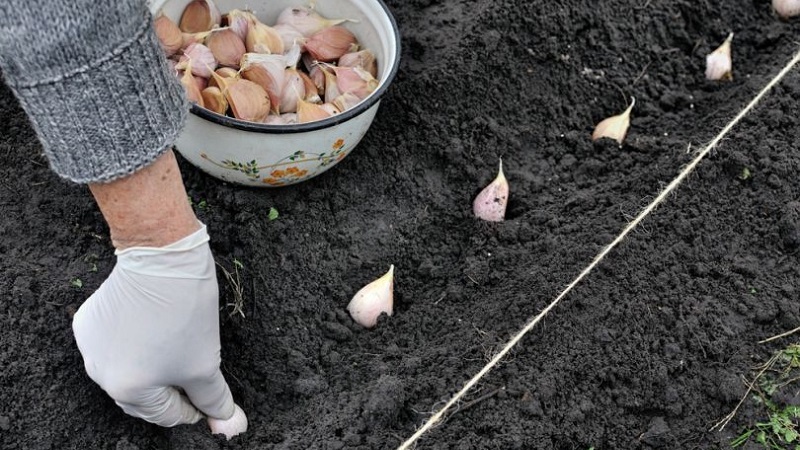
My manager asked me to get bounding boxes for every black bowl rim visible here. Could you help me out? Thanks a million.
[189,0,402,134]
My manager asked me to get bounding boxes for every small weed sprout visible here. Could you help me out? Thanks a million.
[268,207,279,221]
[70,278,83,288]
[217,258,246,318]
[726,344,800,449]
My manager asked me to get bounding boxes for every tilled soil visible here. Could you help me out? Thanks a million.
[2,0,800,449]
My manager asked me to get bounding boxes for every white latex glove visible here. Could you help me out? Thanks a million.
[72,225,247,437]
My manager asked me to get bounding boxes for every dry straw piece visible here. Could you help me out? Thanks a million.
[396,47,800,450]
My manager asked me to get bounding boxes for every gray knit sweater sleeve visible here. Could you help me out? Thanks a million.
[0,0,188,184]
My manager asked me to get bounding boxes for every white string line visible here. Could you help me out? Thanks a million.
[397,48,800,450]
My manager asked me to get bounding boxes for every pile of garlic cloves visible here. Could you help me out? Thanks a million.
[155,0,379,124]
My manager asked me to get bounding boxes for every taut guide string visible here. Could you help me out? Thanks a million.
[397,48,800,450]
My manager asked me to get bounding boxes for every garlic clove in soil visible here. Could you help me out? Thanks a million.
[208,404,248,440]
[773,0,800,18]
[154,15,183,57]
[473,159,509,222]
[347,265,394,328]
[705,33,734,81]
[179,0,221,33]
[591,97,635,145]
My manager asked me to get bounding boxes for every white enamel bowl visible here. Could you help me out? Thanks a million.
[149,0,400,187]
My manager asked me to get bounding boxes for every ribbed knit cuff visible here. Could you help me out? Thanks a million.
[4,12,188,184]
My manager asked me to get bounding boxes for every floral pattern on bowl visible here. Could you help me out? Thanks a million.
[199,138,350,186]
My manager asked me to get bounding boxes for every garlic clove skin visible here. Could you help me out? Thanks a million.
[208,404,248,440]
[154,15,183,57]
[347,265,394,328]
[591,97,635,145]
[773,0,800,18]
[275,6,350,37]
[280,112,298,124]
[262,114,286,125]
[320,103,341,116]
[179,0,221,33]
[473,159,509,222]
[304,26,357,62]
[705,33,733,81]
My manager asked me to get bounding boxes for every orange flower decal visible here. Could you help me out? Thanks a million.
[333,138,345,150]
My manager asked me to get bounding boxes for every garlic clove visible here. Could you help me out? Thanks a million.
[332,66,378,100]
[773,0,800,18]
[320,103,341,116]
[274,23,305,52]
[304,26,357,62]
[298,70,322,103]
[347,265,394,328]
[591,97,635,145]
[239,53,286,114]
[297,97,333,123]
[223,9,252,41]
[179,0,221,33]
[338,49,378,78]
[283,41,303,70]
[177,43,217,78]
[322,67,341,102]
[280,68,305,113]
[226,79,271,122]
[280,112,298,124]
[210,70,269,121]
[473,159,509,222]
[705,33,734,81]
[208,404,248,440]
[332,92,361,112]
[154,15,183,57]
[201,86,228,114]
[208,67,239,88]
[246,20,284,55]
[206,28,246,68]
[275,6,351,37]
[262,114,285,125]
[180,61,205,107]
[181,30,213,49]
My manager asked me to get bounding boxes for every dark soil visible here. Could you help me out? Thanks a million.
[2,0,800,449]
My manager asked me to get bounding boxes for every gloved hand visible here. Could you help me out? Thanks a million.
[72,224,247,437]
